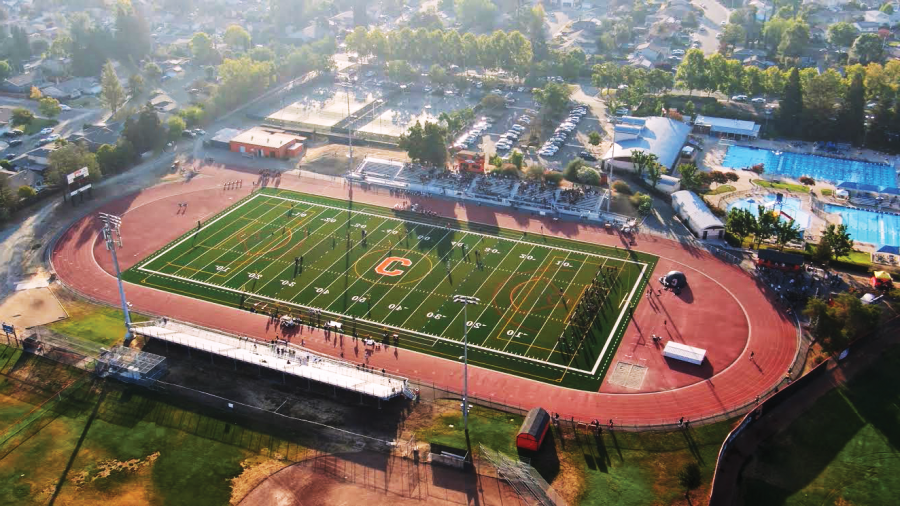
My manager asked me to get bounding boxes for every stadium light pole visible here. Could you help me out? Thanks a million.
[453,294,480,435]
[606,126,618,213]
[99,213,133,343]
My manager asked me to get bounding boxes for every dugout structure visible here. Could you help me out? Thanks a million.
[517,407,551,451]
[96,346,167,386]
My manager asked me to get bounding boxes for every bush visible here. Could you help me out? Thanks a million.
[724,171,739,182]
[799,176,815,185]
[821,188,833,196]
[0,159,10,169]
[544,171,563,184]
[612,180,632,195]
[678,462,702,491]
[17,185,36,199]
[577,166,601,186]
[629,192,653,215]
[11,108,34,126]
[724,231,743,247]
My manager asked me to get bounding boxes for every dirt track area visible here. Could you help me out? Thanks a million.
[301,143,408,176]
[238,451,524,506]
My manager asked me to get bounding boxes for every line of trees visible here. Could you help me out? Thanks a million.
[343,26,533,78]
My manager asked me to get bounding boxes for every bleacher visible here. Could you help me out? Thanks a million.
[512,181,558,207]
[470,175,517,201]
[394,163,432,184]
[557,187,604,213]
[356,158,404,180]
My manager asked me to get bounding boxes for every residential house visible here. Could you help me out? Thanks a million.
[149,91,178,115]
[634,42,668,63]
[67,123,123,152]
[10,147,55,183]
[39,57,71,76]
[2,71,42,94]
[854,21,881,33]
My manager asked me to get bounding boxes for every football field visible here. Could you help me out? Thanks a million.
[124,188,656,390]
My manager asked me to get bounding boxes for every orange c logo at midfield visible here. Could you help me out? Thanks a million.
[374,257,412,277]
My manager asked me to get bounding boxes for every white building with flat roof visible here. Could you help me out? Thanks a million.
[671,190,725,240]
[602,116,692,171]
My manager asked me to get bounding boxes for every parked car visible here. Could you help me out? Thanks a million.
[60,104,72,111]
[46,133,60,142]
[182,130,196,138]
[39,127,54,135]
[750,97,766,104]
[579,151,598,162]
[193,129,206,136]
[8,139,23,147]
[731,95,748,102]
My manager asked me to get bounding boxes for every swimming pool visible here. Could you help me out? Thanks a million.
[722,146,897,188]
[728,195,811,230]
[825,204,900,246]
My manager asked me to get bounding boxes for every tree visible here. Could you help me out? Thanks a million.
[754,205,778,248]
[398,121,448,167]
[777,68,803,137]
[128,74,144,98]
[123,103,163,153]
[630,150,657,178]
[8,25,32,68]
[563,158,585,182]
[533,82,572,115]
[676,163,700,191]
[849,34,884,65]
[213,57,275,113]
[17,186,36,199]
[726,208,756,245]
[0,61,10,82]
[804,293,880,354]
[386,60,415,82]
[29,86,42,100]
[11,108,33,126]
[822,223,854,261]
[224,24,251,51]
[455,0,498,32]
[683,100,696,119]
[840,72,866,146]
[646,162,666,189]
[38,97,61,118]
[881,2,894,15]
[480,93,506,110]
[675,49,707,96]
[167,116,186,140]
[144,61,162,82]
[774,219,801,250]
[588,131,601,145]
[778,20,810,59]
[827,22,858,47]
[509,150,524,170]
[249,47,275,62]
[722,23,746,51]
[46,143,101,187]
[577,166,601,186]
[100,60,125,114]
[115,0,151,63]
[429,64,448,87]
[190,32,216,64]
[525,165,544,180]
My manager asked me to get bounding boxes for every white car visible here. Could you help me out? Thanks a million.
[60,104,71,111]
[751,97,766,104]
[39,127,54,135]
[672,49,685,56]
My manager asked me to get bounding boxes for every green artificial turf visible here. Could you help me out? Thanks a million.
[738,345,900,505]
[124,188,656,390]
[48,306,147,347]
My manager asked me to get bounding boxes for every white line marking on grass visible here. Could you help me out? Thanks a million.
[586,262,647,376]
[508,250,573,355]
[303,219,404,307]
[214,205,321,286]
[250,207,354,296]
[259,193,647,266]
[495,250,564,354]
[540,257,596,361]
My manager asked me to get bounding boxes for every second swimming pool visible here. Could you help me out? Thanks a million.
[728,195,811,230]
[825,204,900,246]
[722,146,897,188]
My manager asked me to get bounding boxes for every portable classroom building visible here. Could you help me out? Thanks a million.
[517,407,551,451]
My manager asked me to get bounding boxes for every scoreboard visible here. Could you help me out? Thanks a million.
[66,166,92,204]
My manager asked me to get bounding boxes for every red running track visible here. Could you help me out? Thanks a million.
[50,167,797,426]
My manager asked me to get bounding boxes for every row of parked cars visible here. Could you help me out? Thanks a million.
[452,118,492,150]
[538,105,587,157]
[495,114,532,152]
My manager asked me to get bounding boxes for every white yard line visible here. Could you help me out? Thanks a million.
[214,204,319,286]
[504,251,573,354]
[539,257,601,361]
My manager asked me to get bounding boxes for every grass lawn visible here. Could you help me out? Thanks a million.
[0,346,307,505]
[416,400,734,505]
[48,302,147,348]
[820,189,833,197]
[705,185,736,196]
[124,188,657,390]
[21,118,59,136]
[753,179,810,194]
[738,345,900,505]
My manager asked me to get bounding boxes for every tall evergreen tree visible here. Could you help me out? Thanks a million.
[840,72,866,146]
[100,60,125,114]
[777,67,803,137]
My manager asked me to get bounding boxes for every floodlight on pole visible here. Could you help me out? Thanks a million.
[99,212,133,343]
[453,294,480,434]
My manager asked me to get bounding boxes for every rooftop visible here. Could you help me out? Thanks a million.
[230,127,306,149]
[672,190,724,232]
[694,115,760,137]
[604,116,692,169]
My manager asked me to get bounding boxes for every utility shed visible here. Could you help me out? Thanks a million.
[517,407,551,451]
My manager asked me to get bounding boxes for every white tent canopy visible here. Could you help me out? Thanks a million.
[663,341,707,365]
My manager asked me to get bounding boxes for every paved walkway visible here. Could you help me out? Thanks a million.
[50,164,798,426]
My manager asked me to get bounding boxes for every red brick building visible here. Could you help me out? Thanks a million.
[455,150,485,174]
[229,127,305,159]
